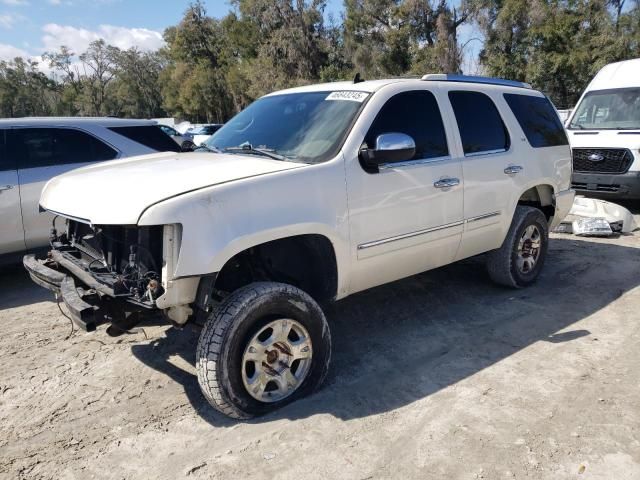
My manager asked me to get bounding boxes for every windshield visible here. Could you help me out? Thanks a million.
[204,91,369,163]
[569,88,640,130]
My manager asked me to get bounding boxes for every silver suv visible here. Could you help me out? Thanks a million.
[0,118,181,263]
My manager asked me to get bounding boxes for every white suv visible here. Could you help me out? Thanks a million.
[24,75,574,419]
[0,118,181,263]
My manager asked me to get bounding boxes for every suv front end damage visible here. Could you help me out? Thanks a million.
[23,219,197,332]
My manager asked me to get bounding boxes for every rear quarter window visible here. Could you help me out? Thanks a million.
[109,126,181,152]
[504,94,568,148]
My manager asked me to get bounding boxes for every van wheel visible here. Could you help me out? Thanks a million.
[486,206,549,288]
[196,282,331,419]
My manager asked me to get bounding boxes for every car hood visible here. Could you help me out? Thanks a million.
[40,151,304,225]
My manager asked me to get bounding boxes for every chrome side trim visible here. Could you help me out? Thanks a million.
[465,148,507,158]
[379,155,451,170]
[357,211,501,251]
[357,220,464,250]
[466,211,501,223]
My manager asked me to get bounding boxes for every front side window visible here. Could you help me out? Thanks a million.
[9,128,118,169]
[569,88,640,130]
[449,91,510,155]
[109,126,181,152]
[205,91,369,164]
[364,90,449,161]
[504,93,568,148]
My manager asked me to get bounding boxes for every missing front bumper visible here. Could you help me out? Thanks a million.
[24,254,102,332]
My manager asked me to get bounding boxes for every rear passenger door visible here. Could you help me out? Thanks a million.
[9,127,119,249]
[0,129,26,255]
[444,89,525,260]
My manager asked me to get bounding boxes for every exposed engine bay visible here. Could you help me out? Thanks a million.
[52,219,165,307]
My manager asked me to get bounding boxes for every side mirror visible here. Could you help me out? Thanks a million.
[359,133,416,169]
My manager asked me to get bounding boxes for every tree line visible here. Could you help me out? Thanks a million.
[1,0,638,121]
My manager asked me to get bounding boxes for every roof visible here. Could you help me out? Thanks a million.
[266,76,543,97]
[0,117,157,127]
[588,58,640,91]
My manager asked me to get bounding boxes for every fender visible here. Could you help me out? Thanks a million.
[137,158,352,299]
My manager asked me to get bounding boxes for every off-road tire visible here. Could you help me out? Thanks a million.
[486,206,549,288]
[196,282,331,419]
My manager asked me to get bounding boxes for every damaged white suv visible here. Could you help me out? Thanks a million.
[25,75,574,419]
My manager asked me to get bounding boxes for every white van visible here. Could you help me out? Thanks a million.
[567,58,640,199]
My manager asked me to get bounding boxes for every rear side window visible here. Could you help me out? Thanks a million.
[504,94,568,147]
[448,91,510,155]
[109,126,181,152]
[365,90,448,161]
[9,128,118,169]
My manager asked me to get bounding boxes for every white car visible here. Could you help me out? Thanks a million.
[25,75,574,419]
[0,118,182,263]
[188,124,223,146]
[567,58,640,198]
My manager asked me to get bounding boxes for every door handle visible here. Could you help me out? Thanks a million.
[504,165,523,175]
[0,184,14,192]
[433,178,460,189]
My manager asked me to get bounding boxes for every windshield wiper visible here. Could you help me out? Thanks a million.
[223,145,288,161]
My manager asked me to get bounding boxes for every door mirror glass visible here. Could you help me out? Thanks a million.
[361,132,416,167]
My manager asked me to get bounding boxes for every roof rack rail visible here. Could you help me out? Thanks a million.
[421,74,532,89]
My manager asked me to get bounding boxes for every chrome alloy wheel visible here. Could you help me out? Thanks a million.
[516,225,541,274]
[241,319,313,403]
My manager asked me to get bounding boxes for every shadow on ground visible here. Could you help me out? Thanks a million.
[0,263,54,310]
[127,236,640,426]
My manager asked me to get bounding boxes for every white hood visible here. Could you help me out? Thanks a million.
[40,151,304,225]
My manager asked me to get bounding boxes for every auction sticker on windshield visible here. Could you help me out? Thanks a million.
[326,91,369,102]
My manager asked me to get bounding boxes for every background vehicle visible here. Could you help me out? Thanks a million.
[25,75,574,419]
[0,118,181,263]
[566,58,640,199]
[188,124,223,146]
[158,124,195,151]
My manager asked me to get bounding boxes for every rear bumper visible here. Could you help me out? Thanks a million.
[551,189,575,229]
[23,254,101,332]
[572,171,640,199]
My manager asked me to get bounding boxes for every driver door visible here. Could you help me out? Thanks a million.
[345,88,464,294]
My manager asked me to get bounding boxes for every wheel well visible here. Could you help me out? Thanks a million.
[518,185,555,220]
[213,234,338,304]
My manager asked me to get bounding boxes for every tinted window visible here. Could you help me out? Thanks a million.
[504,94,568,147]
[109,126,181,152]
[0,130,11,171]
[9,128,118,169]
[449,91,510,155]
[365,90,448,161]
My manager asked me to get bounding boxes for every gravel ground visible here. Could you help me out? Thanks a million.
[1,212,640,479]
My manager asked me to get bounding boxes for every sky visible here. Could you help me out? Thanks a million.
[0,0,479,73]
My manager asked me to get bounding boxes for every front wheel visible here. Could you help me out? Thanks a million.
[486,206,549,288]
[196,282,331,419]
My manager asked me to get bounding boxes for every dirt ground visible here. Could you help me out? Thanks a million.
[2,211,640,480]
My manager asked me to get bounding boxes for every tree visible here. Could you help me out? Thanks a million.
[344,0,471,78]
[0,58,57,117]
[112,48,166,118]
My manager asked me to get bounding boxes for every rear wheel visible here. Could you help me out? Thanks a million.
[196,282,331,419]
[486,206,549,288]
